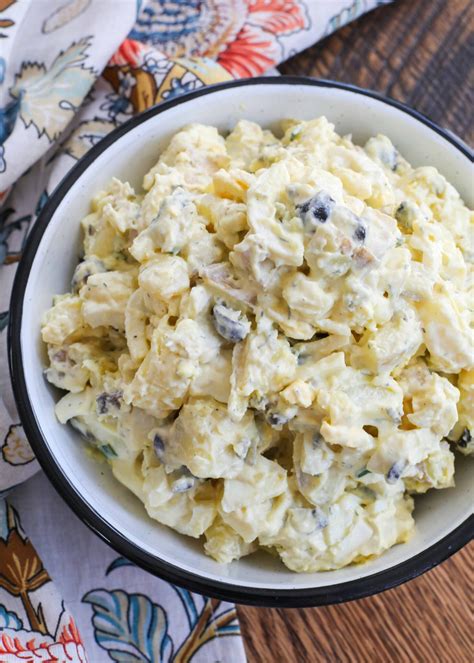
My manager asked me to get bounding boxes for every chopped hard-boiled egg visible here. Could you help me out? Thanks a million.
[42,118,473,572]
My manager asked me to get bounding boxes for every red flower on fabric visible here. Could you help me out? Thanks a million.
[217,0,310,77]
[109,39,147,67]
[0,619,87,662]
[109,1,309,79]
[58,616,84,646]
[217,24,280,78]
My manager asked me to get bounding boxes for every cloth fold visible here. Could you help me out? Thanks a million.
[0,1,391,660]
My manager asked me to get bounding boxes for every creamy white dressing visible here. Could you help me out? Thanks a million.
[42,118,473,572]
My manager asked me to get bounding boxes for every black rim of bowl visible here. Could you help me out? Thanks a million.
[8,76,474,608]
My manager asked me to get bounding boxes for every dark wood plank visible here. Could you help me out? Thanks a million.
[279,0,473,144]
[239,1,473,659]
[239,542,473,662]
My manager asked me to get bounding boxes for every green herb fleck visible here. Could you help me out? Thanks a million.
[290,126,302,142]
[357,468,371,478]
[99,444,117,459]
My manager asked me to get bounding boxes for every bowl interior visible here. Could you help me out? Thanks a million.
[19,80,473,592]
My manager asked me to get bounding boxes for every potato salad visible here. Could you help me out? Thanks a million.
[41,118,473,572]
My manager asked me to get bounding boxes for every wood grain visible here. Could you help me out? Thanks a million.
[280,0,473,145]
[239,542,473,662]
[239,1,473,660]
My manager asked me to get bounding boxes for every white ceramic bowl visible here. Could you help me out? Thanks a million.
[9,78,473,607]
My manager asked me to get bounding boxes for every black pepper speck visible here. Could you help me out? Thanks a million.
[153,434,166,460]
[96,391,122,415]
[458,429,471,448]
[354,225,366,242]
[387,461,405,484]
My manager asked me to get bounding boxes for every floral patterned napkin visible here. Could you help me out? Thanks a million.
[0,1,391,660]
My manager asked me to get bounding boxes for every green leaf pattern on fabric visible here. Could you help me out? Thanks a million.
[10,37,96,142]
[83,589,173,662]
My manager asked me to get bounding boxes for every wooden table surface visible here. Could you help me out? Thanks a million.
[238,1,473,660]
